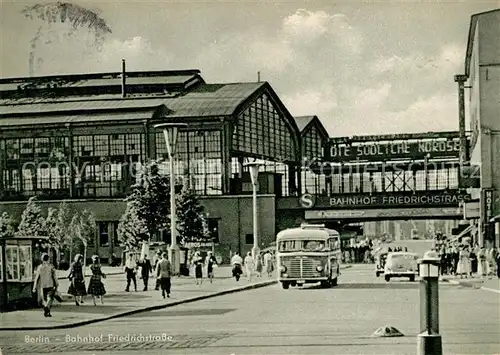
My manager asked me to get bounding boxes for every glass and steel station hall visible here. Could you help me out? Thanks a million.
[0,67,468,262]
[0,68,330,262]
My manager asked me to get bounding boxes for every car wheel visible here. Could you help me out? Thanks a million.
[384,275,390,282]
[281,282,290,289]
[409,275,415,282]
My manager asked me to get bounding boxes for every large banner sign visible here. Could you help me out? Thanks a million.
[329,193,469,208]
[295,191,470,210]
[324,137,462,162]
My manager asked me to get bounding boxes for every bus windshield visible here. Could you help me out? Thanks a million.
[278,240,327,252]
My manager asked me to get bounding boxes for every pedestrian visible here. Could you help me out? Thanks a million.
[263,251,273,277]
[470,245,478,276]
[68,254,87,306]
[155,252,172,298]
[477,246,487,277]
[495,248,500,279]
[124,253,138,292]
[231,252,243,281]
[206,251,217,283]
[244,251,254,281]
[487,247,496,276]
[138,254,153,291]
[193,252,203,285]
[87,255,106,306]
[457,245,471,279]
[153,250,162,290]
[32,253,58,317]
[255,253,263,277]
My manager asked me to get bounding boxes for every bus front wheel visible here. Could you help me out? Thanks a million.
[281,282,290,289]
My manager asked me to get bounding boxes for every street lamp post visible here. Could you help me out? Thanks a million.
[244,161,263,260]
[417,251,442,355]
[155,122,187,275]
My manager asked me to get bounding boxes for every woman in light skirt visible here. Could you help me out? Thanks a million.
[244,252,255,281]
[457,246,471,279]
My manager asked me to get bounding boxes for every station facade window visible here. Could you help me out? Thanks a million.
[1,137,70,200]
[302,125,323,161]
[0,134,146,200]
[156,130,222,196]
[232,93,296,163]
[73,133,145,198]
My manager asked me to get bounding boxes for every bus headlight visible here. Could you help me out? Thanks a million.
[279,266,287,273]
[316,265,324,272]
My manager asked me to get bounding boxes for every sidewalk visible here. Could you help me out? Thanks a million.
[0,266,275,331]
[57,265,124,280]
[441,275,500,293]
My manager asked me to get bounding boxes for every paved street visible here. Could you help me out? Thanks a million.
[0,264,498,355]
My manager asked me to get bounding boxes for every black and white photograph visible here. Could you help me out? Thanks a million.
[0,1,499,354]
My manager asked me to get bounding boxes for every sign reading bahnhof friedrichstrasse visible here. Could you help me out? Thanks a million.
[297,191,470,210]
[328,193,468,208]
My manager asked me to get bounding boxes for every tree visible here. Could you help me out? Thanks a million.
[176,186,210,245]
[0,212,15,239]
[66,209,95,266]
[117,202,148,250]
[79,209,96,246]
[16,197,46,238]
[45,207,64,265]
[21,2,112,76]
[123,160,171,246]
[57,201,73,263]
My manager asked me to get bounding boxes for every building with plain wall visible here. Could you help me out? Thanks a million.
[464,9,500,247]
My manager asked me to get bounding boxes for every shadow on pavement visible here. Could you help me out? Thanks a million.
[301,282,420,290]
[128,308,237,317]
[45,304,127,314]
[59,292,152,302]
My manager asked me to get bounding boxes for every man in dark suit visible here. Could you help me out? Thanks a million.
[139,255,153,291]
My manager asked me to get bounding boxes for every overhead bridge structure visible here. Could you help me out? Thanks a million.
[276,131,479,223]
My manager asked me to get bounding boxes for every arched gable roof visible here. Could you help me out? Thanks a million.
[231,82,302,163]
[294,115,329,140]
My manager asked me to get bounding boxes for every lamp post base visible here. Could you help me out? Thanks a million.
[168,245,181,276]
[417,332,442,355]
[251,245,260,260]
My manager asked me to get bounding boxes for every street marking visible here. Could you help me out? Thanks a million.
[481,287,500,294]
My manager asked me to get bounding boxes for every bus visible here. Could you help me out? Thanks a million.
[276,224,342,289]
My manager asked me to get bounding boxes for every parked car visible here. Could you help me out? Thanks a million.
[384,252,419,282]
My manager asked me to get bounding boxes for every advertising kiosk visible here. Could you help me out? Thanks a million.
[0,236,48,310]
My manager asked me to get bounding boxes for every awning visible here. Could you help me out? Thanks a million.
[449,224,474,243]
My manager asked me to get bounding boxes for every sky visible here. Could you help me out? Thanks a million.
[0,0,498,137]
